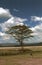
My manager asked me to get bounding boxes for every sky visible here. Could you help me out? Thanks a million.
[0,0,42,43]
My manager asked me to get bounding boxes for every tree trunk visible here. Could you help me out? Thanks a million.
[20,40,24,51]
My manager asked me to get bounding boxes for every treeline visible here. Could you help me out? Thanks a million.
[0,42,42,47]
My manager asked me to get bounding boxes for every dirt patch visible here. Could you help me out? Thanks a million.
[13,58,42,65]
[0,57,42,65]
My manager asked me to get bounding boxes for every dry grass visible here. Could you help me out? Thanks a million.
[0,46,42,56]
[0,46,42,52]
[0,46,42,65]
[0,46,42,50]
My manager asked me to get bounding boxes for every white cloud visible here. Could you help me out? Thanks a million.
[31,23,42,32]
[0,32,10,40]
[30,23,42,42]
[0,7,28,31]
[0,7,12,18]
[16,17,28,22]
[13,9,19,12]
[0,32,5,36]
[31,16,42,42]
[0,17,27,31]
[24,23,42,43]
[31,16,42,22]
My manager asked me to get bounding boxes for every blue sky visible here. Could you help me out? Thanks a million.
[0,0,42,43]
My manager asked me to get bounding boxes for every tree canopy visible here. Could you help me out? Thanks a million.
[6,25,33,48]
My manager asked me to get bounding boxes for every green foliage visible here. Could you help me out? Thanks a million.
[6,25,33,42]
[6,25,33,50]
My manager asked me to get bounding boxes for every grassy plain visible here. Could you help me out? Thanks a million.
[0,46,42,65]
[0,46,42,56]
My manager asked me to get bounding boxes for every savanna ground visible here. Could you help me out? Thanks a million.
[0,46,42,65]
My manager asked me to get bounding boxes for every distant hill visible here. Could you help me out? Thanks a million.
[25,42,42,46]
[0,42,42,47]
[0,43,18,47]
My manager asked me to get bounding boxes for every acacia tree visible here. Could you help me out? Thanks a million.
[6,25,33,50]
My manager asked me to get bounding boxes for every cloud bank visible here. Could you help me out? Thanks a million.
[0,7,28,43]
[31,16,42,22]
[0,7,42,43]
